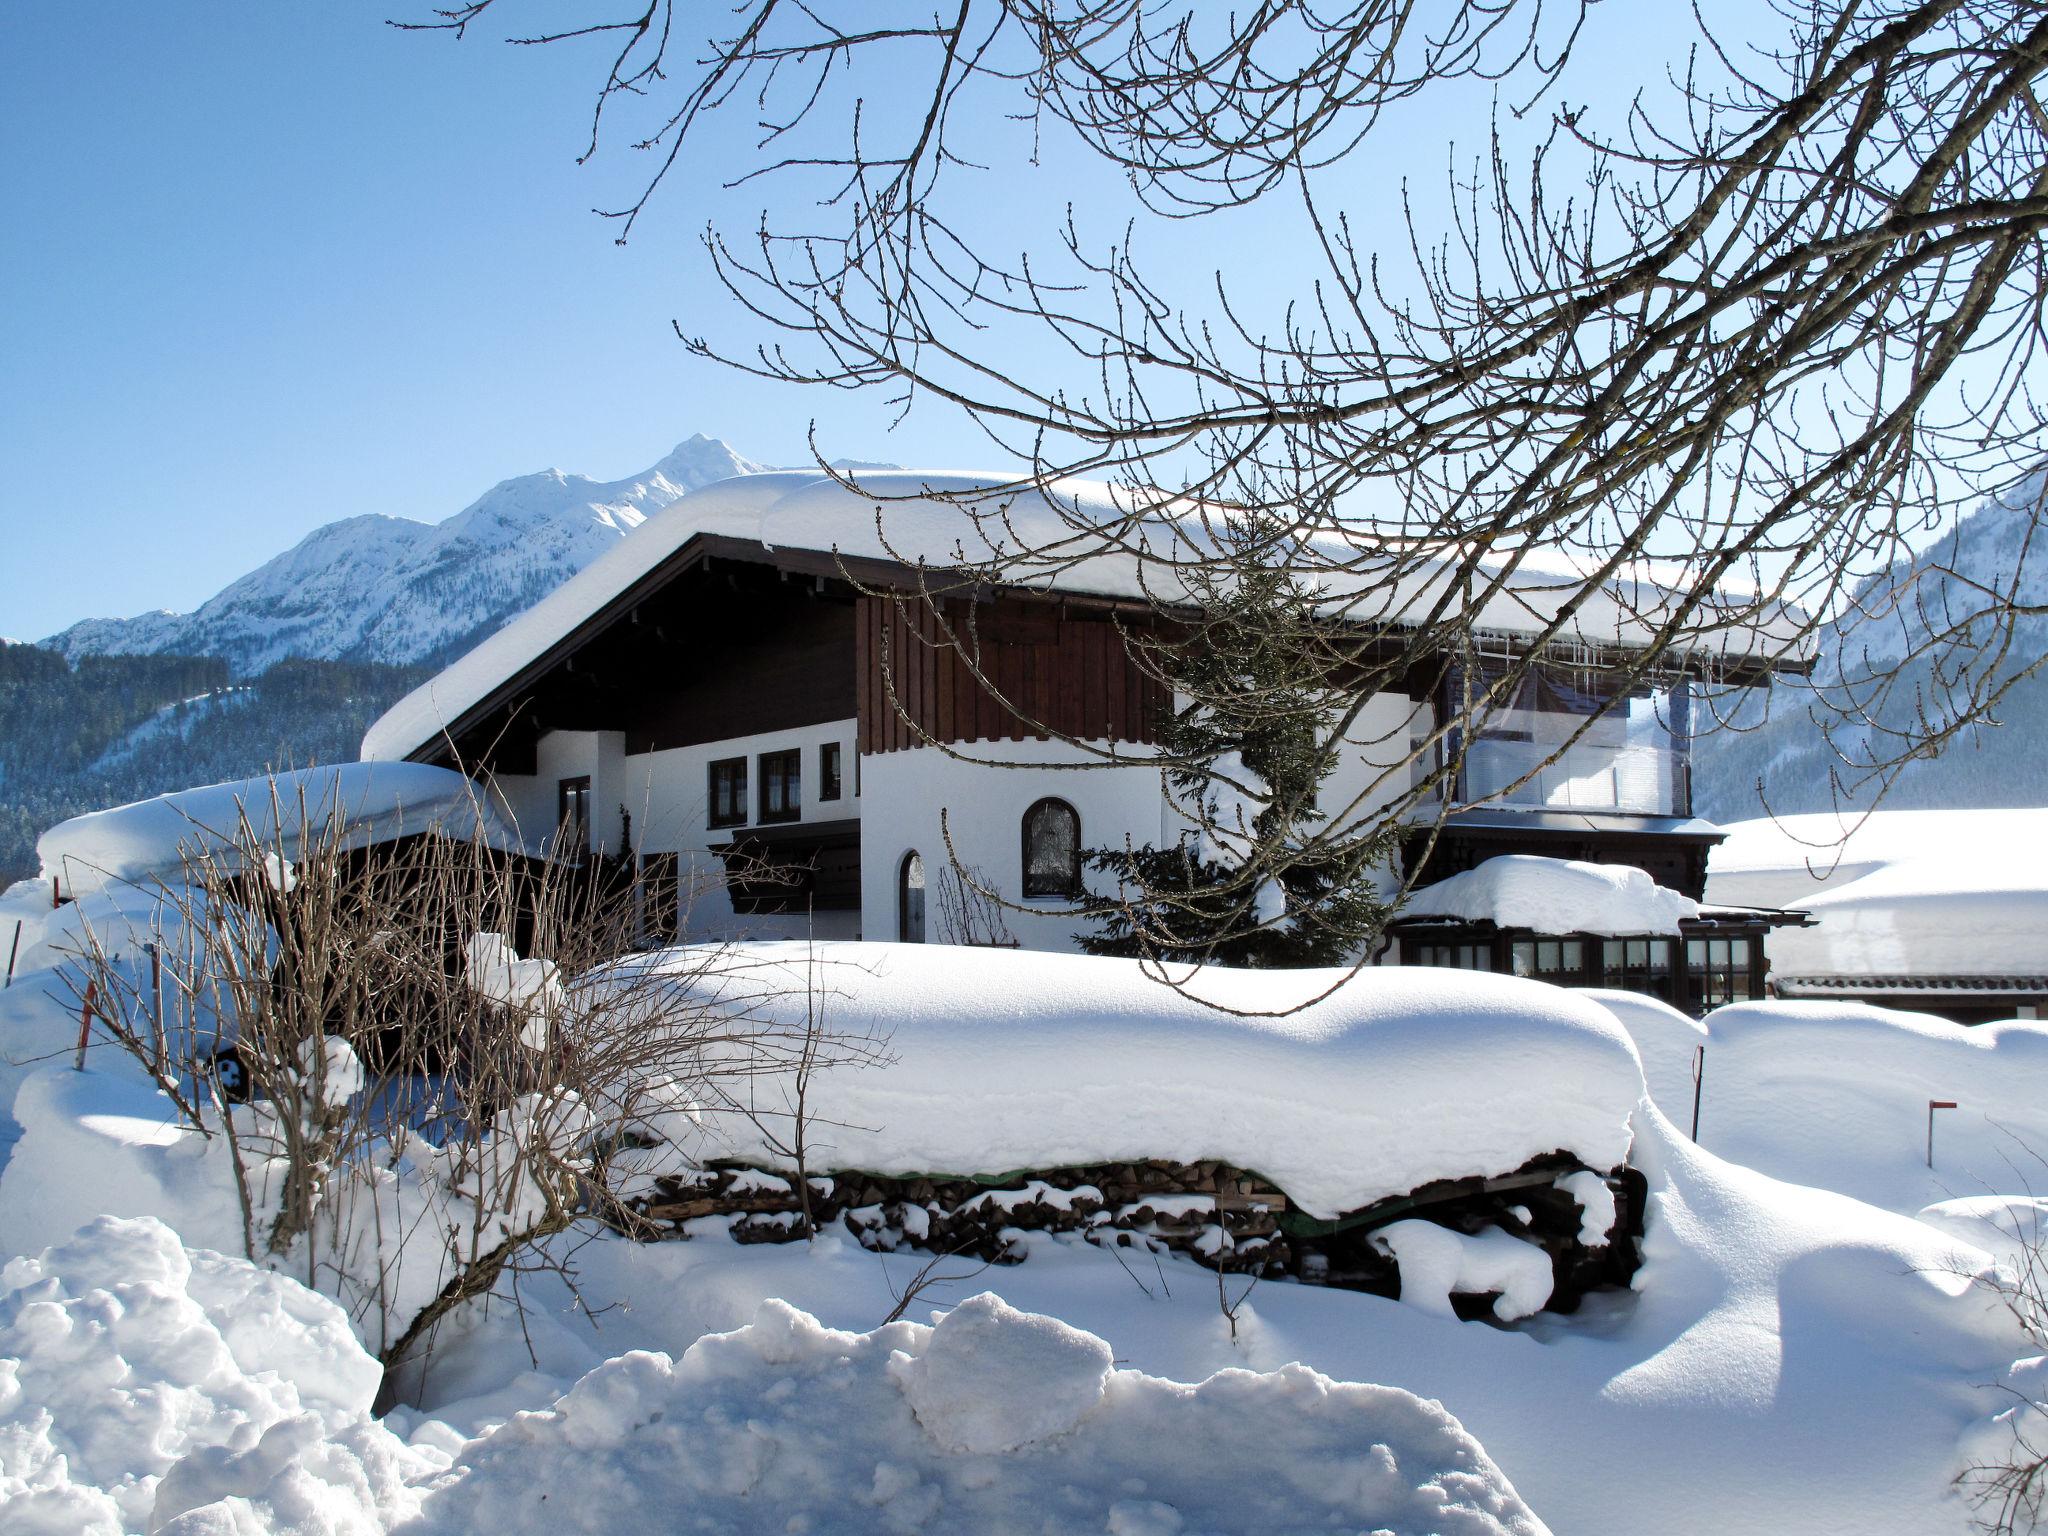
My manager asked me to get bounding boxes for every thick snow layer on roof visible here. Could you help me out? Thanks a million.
[610,941,1641,1219]
[1708,810,2048,976]
[363,468,1809,761]
[36,762,514,898]
[1401,855,1699,936]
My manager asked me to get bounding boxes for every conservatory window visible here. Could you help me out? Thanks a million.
[1021,798,1082,898]
[1452,660,1691,816]
[1601,937,1676,1000]
[1687,935,1755,1009]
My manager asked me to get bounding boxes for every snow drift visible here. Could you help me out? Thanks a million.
[0,1215,429,1536]
[406,1290,1549,1536]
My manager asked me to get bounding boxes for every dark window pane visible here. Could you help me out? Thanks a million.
[900,851,925,942]
[708,759,747,828]
[820,742,843,800]
[1022,799,1080,897]
[759,750,801,823]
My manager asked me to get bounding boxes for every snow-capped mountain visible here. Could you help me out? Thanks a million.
[1694,472,2048,820]
[44,435,769,675]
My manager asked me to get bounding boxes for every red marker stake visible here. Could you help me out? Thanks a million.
[1928,1100,1958,1168]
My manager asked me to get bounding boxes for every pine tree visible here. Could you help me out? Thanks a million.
[1077,532,1397,967]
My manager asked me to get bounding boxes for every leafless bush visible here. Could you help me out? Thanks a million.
[58,779,882,1384]
[932,863,1018,948]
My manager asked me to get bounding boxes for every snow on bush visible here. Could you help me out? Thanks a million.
[463,931,562,1050]
[406,1292,1550,1536]
[615,941,1642,1219]
[0,1064,589,1362]
[0,1215,429,1536]
[1369,1221,1555,1321]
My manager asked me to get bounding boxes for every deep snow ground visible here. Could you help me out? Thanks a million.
[3,927,2046,1533]
[382,1105,2022,1536]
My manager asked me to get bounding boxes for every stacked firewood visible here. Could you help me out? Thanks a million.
[608,1152,1647,1316]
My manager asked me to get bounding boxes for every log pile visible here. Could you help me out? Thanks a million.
[608,1150,1648,1317]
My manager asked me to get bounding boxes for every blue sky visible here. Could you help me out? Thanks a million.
[1,2,1738,642]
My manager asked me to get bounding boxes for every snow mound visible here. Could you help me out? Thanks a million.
[0,1215,425,1535]
[1697,1000,2048,1215]
[37,762,514,900]
[615,941,1641,1218]
[1401,855,1699,936]
[1576,989,1706,1120]
[410,1293,1548,1535]
[897,1292,1113,1452]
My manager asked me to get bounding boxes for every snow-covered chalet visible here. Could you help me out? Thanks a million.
[361,470,1810,1014]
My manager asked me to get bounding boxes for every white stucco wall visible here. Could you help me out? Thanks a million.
[1319,691,1432,830]
[623,718,861,943]
[859,737,1172,953]
[484,720,861,941]
[485,691,1431,954]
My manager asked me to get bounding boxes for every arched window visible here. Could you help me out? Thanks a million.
[899,851,926,942]
[1021,798,1081,898]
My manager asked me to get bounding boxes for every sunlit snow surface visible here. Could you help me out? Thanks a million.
[0,931,2044,1534]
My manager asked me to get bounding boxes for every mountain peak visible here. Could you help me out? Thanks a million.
[43,433,771,674]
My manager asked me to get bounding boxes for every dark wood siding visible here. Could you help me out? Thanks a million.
[857,593,1167,753]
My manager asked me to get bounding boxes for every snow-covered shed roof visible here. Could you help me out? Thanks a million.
[38,762,518,899]
[1707,810,2048,979]
[1396,855,1701,937]
[362,468,1812,763]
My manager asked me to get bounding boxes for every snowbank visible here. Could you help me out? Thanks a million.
[611,941,1642,1219]
[408,1291,1548,1536]
[394,1104,2028,1536]
[1694,1000,2048,1214]
[1707,810,2048,976]
[1401,855,1699,936]
[37,762,515,899]
[0,1215,429,1535]
[1577,989,1707,1122]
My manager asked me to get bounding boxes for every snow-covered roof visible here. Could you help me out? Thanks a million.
[610,940,1642,1221]
[362,469,1811,763]
[1398,855,1700,936]
[1706,810,2048,978]
[37,762,518,899]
